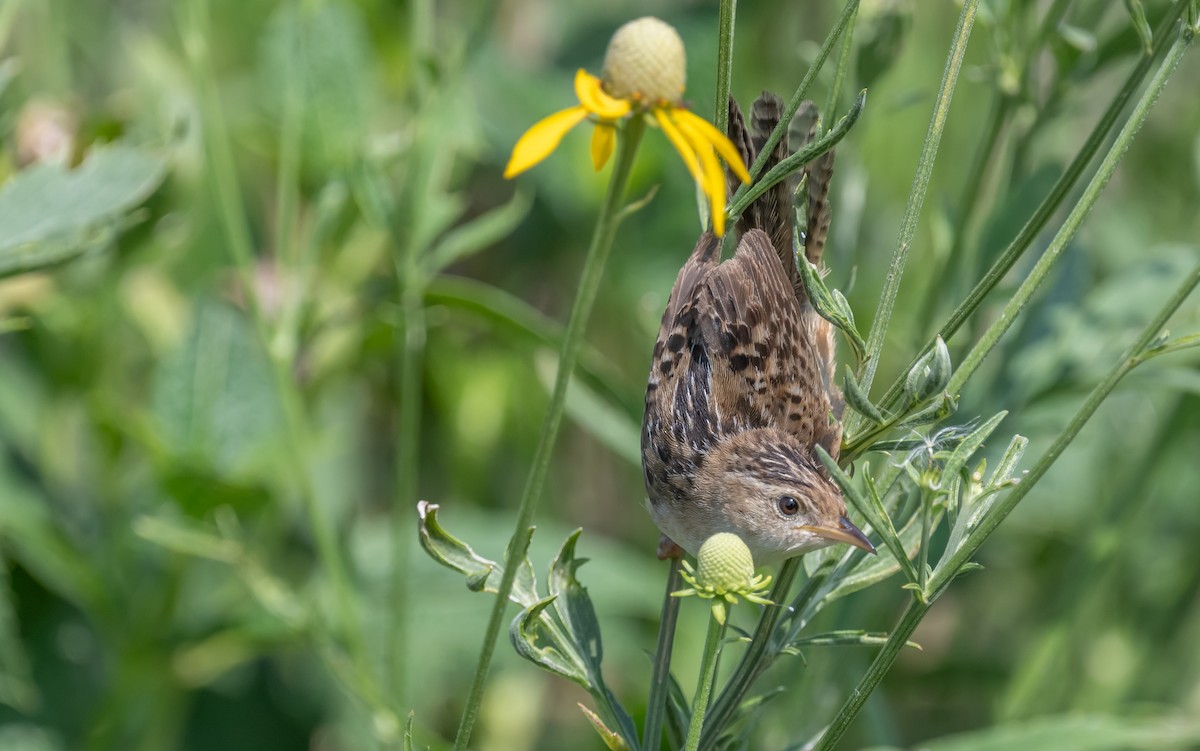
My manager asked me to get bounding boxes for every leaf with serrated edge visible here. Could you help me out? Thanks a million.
[416,501,540,607]
[509,596,589,686]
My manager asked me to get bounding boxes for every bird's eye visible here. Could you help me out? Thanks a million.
[777,495,800,516]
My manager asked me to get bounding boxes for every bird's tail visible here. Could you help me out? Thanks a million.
[726,93,836,295]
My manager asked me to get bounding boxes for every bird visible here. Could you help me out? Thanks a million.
[640,92,874,567]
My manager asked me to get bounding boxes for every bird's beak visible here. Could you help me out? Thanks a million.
[797,515,876,554]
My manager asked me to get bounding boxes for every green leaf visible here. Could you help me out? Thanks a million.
[796,249,868,363]
[259,0,376,171]
[423,190,532,274]
[789,629,922,650]
[1123,0,1153,56]
[895,392,958,429]
[0,144,165,278]
[547,531,639,748]
[151,300,285,494]
[509,595,589,686]
[578,704,630,751]
[415,501,539,607]
[904,336,952,406]
[815,448,918,586]
[843,365,888,424]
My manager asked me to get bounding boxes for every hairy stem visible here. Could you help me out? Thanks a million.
[714,0,737,135]
[850,0,980,433]
[453,118,646,750]
[685,612,726,751]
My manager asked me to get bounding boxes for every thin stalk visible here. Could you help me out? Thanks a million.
[453,118,647,751]
[814,263,1200,749]
[699,560,804,750]
[916,96,1010,335]
[850,0,980,432]
[873,0,1189,413]
[811,598,929,751]
[739,0,861,185]
[945,25,1192,396]
[824,1,860,119]
[684,613,726,751]
[714,0,736,135]
[644,558,684,751]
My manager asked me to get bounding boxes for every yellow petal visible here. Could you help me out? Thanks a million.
[674,111,729,235]
[574,69,631,120]
[673,108,752,184]
[590,123,616,170]
[654,108,705,189]
[504,106,589,179]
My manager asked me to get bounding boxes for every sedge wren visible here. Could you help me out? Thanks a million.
[641,93,874,565]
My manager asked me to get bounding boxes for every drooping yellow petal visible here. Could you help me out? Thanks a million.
[590,123,616,170]
[673,108,752,184]
[674,111,729,235]
[504,106,589,179]
[654,107,705,190]
[574,69,631,120]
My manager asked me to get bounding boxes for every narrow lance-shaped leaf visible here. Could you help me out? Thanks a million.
[578,704,630,751]
[843,365,888,425]
[509,596,590,687]
[415,501,539,607]
[814,447,919,586]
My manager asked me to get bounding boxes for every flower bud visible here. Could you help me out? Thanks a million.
[602,17,686,104]
[695,532,756,592]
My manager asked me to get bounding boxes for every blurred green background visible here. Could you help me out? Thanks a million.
[0,0,1198,749]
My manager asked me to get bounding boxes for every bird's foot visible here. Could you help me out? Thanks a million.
[657,535,684,560]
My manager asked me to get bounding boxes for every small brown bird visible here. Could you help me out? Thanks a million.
[641,92,874,566]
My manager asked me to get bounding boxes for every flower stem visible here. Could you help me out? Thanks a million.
[714,0,736,135]
[945,21,1192,396]
[643,558,683,751]
[452,117,646,751]
[849,0,980,433]
[684,610,726,751]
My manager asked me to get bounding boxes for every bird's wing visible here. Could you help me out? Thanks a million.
[693,229,839,453]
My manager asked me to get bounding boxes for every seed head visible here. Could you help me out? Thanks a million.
[602,17,686,103]
[695,532,756,592]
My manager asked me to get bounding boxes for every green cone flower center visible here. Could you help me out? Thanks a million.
[695,532,756,592]
[602,16,686,103]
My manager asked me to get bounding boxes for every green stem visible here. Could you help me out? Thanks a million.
[931,262,1200,597]
[714,0,736,135]
[811,598,929,751]
[824,1,860,118]
[815,263,1200,749]
[873,0,1189,413]
[850,0,980,431]
[699,560,803,750]
[916,95,1010,335]
[740,0,862,184]
[685,612,726,751]
[644,558,683,751]
[945,24,1192,396]
[452,118,647,751]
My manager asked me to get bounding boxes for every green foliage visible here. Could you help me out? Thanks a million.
[0,0,1197,749]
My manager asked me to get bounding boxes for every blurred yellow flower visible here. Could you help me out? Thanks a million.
[503,17,751,236]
